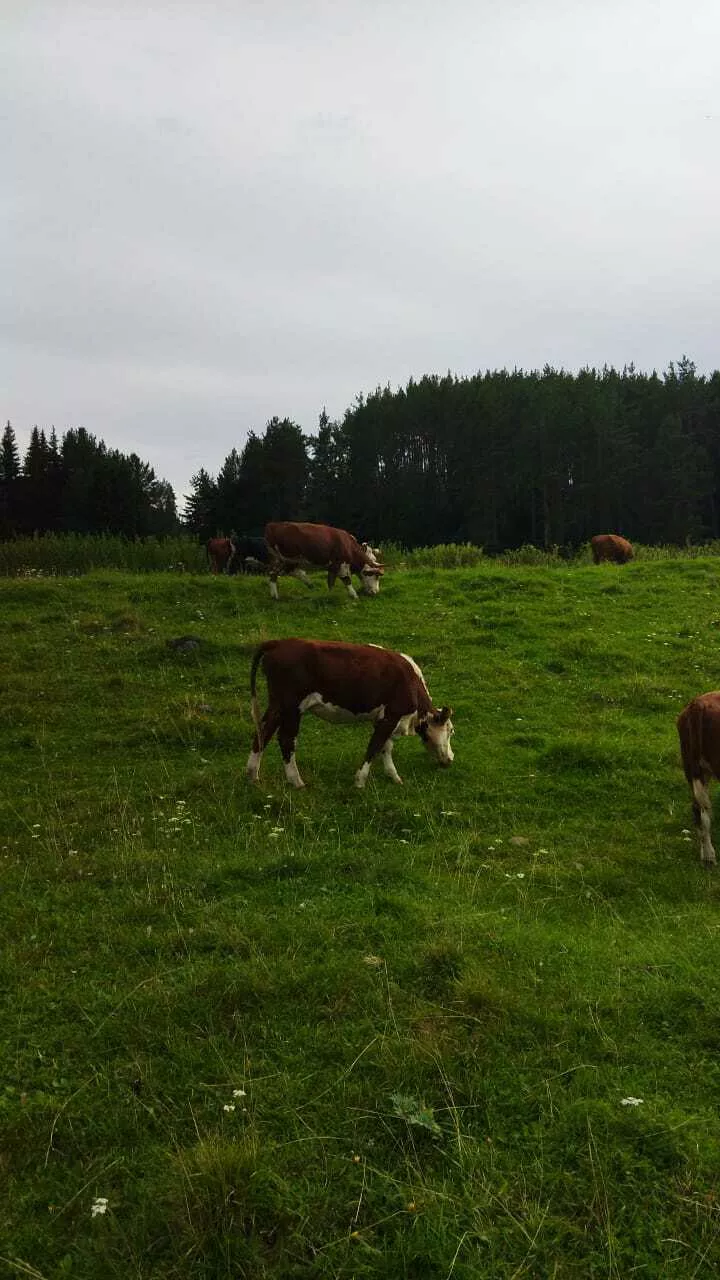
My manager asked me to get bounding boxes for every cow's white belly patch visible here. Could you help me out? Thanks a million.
[299,692,385,724]
[393,711,417,737]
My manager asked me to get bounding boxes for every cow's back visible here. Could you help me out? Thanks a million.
[260,638,428,715]
[265,521,352,565]
[591,534,633,564]
[679,692,720,781]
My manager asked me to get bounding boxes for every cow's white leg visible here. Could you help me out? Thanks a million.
[247,708,280,783]
[278,710,304,788]
[291,568,312,588]
[354,760,371,789]
[246,749,262,781]
[381,739,403,784]
[693,778,717,866]
[269,577,279,600]
[339,562,358,600]
[356,720,395,788]
[283,753,305,789]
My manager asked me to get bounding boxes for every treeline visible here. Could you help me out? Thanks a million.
[6,358,720,550]
[185,360,720,550]
[0,424,177,538]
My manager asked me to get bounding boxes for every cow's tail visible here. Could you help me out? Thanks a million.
[249,642,273,746]
[678,699,704,785]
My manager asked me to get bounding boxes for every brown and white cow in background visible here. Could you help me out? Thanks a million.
[246,638,454,789]
[207,537,236,574]
[591,534,634,564]
[677,691,720,866]
[264,521,384,600]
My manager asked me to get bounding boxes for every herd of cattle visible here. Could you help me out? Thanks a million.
[207,522,384,599]
[207,521,718,865]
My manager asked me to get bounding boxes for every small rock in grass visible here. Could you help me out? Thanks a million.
[167,635,202,652]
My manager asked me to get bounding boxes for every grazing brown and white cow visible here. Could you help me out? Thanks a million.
[677,691,720,866]
[207,537,236,574]
[591,534,634,564]
[264,521,384,600]
[246,638,454,789]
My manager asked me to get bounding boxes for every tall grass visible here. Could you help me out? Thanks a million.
[4,532,720,578]
[0,533,206,575]
[379,540,486,568]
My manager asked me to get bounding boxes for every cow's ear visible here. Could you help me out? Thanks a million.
[433,706,452,724]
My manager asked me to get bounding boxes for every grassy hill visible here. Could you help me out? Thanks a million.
[3,560,720,1278]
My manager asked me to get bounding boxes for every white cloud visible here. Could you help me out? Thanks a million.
[5,0,720,498]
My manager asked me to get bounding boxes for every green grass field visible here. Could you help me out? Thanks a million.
[3,559,720,1278]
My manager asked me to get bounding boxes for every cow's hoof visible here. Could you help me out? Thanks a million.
[701,855,717,868]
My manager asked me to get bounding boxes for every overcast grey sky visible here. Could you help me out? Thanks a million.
[5,0,720,506]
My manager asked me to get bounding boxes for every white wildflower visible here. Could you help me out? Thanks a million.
[223,1104,236,1112]
[91,1197,108,1217]
[620,1096,644,1107]
[232,1088,246,1098]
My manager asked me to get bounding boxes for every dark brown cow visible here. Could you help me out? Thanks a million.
[246,638,454,789]
[677,691,720,866]
[206,537,236,574]
[264,521,384,600]
[591,534,634,564]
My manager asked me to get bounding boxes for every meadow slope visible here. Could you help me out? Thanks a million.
[2,561,720,1278]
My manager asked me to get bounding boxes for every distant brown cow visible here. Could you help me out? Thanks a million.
[206,537,235,574]
[591,534,634,564]
[677,692,720,866]
[247,638,454,789]
[264,521,384,600]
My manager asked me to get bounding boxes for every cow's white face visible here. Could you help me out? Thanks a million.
[360,566,383,595]
[418,707,454,766]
